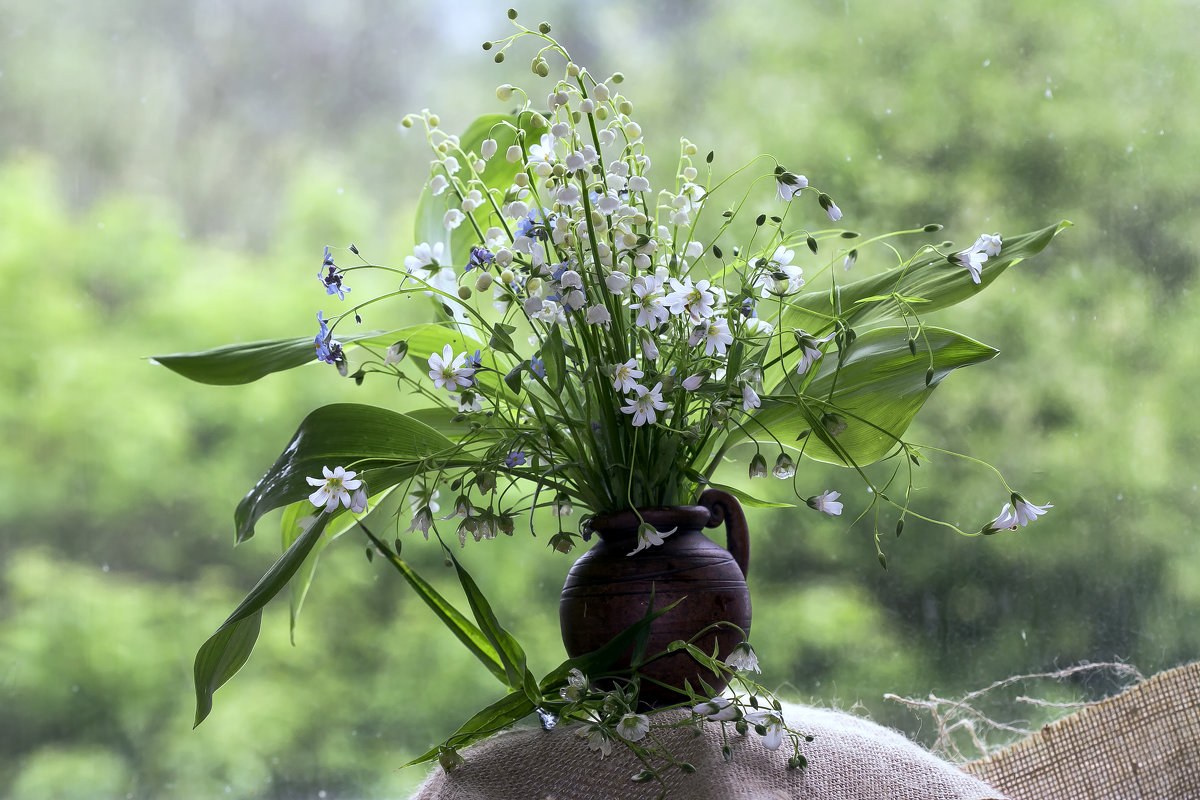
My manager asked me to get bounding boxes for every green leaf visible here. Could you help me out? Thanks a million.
[539,326,566,394]
[782,221,1071,331]
[413,112,549,272]
[194,512,330,726]
[402,691,536,769]
[283,485,403,642]
[235,403,456,543]
[440,542,531,694]
[705,483,796,509]
[150,329,392,386]
[358,524,508,685]
[751,326,998,466]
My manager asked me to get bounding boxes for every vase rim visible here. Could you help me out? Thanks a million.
[586,504,711,535]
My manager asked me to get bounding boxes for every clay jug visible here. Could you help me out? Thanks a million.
[559,488,751,705]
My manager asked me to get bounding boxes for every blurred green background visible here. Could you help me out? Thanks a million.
[3,0,1197,797]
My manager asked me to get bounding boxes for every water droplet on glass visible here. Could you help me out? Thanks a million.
[102,563,110,573]
[336,187,345,195]
[982,59,991,67]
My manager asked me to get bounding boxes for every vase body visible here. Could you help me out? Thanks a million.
[559,488,751,705]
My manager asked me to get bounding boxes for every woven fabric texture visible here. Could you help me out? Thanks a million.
[412,702,1006,800]
[964,660,1200,800]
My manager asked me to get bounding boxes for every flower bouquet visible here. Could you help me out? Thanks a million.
[155,9,1066,787]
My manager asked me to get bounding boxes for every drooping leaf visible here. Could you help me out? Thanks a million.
[235,403,456,543]
[402,691,537,769]
[747,326,998,466]
[782,221,1071,332]
[149,329,394,386]
[358,524,508,685]
[440,542,532,695]
[539,326,566,394]
[704,483,796,509]
[194,512,330,726]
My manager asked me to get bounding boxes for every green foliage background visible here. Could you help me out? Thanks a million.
[2,0,1197,797]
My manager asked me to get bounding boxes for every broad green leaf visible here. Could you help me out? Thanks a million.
[413,112,549,272]
[748,326,998,466]
[194,512,329,726]
[235,403,456,543]
[150,329,395,386]
[782,221,1071,332]
[359,524,507,685]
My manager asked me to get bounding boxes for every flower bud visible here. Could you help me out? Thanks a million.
[749,453,768,479]
[772,453,796,479]
[821,413,847,437]
[505,144,522,162]
[474,272,493,292]
[457,285,472,300]
[480,138,498,160]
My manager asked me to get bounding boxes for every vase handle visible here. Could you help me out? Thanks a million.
[699,488,749,579]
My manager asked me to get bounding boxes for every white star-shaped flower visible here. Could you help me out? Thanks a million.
[745,710,785,750]
[724,642,760,673]
[807,490,843,516]
[621,381,669,427]
[428,345,475,391]
[702,318,734,356]
[956,248,988,284]
[627,521,677,556]
[305,466,362,513]
[693,696,739,722]
[613,358,644,393]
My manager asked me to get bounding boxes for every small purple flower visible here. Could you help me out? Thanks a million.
[466,247,495,272]
[466,349,483,369]
[318,246,351,300]
[739,297,758,319]
[504,450,527,468]
[530,356,546,378]
[314,311,348,375]
[515,208,554,241]
[314,311,332,361]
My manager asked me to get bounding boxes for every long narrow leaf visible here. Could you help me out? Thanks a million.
[402,691,537,769]
[782,221,1071,332]
[440,543,530,693]
[359,524,507,685]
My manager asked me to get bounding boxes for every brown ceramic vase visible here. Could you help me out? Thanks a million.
[559,488,751,706]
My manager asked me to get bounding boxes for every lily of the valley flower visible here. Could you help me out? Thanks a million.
[428,345,475,391]
[627,521,676,556]
[807,490,843,516]
[305,466,362,512]
[724,641,761,673]
[745,710,785,750]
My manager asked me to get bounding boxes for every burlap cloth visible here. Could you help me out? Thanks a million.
[412,702,1006,800]
[964,660,1200,800]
